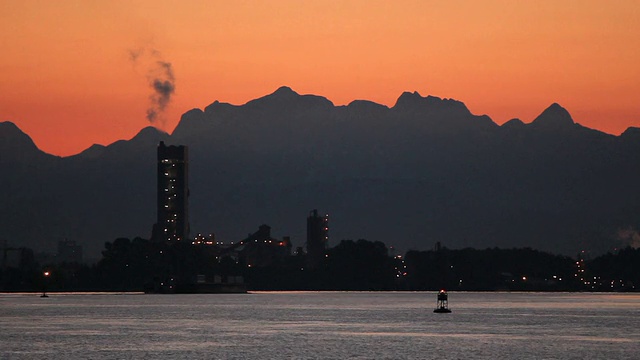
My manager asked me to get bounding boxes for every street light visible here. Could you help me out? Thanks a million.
[41,271,50,298]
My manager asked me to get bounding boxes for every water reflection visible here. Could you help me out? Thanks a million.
[1,292,639,359]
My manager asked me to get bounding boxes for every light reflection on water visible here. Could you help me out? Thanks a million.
[1,292,639,359]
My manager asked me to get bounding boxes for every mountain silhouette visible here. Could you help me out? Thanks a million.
[530,103,575,130]
[0,121,59,165]
[1,88,639,259]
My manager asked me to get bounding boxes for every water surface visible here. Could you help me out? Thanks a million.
[1,292,638,359]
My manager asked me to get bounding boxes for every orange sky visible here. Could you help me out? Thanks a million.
[2,1,639,156]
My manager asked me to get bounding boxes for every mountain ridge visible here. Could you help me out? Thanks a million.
[3,89,638,157]
[1,88,639,259]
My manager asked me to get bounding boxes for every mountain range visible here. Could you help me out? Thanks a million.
[2,86,640,259]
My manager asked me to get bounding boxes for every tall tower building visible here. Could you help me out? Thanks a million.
[306,209,329,268]
[153,141,189,242]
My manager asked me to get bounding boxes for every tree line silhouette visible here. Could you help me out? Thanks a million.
[2,238,638,292]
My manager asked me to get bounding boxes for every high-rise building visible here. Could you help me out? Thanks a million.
[153,141,189,242]
[306,209,329,268]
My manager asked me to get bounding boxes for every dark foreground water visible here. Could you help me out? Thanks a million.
[1,292,639,359]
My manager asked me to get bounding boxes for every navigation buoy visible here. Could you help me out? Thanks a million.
[41,270,50,298]
[433,289,451,313]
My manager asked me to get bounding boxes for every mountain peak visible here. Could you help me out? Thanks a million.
[0,121,40,153]
[134,126,168,141]
[0,121,27,140]
[246,86,333,109]
[273,86,296,96]
[392,91,471,118]
[502,118,525,130]
[73,143,106,159]
[0,121,55,163]
[0,120,20,132]
[393,91,423,108]
[262,86,300,101]
[531,103,575,129]
[246,86,300,106]
[621,126,640,140]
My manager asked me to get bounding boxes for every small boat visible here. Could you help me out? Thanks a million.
[433,289,452,313]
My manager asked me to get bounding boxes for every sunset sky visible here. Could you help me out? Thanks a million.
[2,1,639,156]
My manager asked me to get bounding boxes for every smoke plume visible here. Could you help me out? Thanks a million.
[146,61,175,124]
[129,46,176,128]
